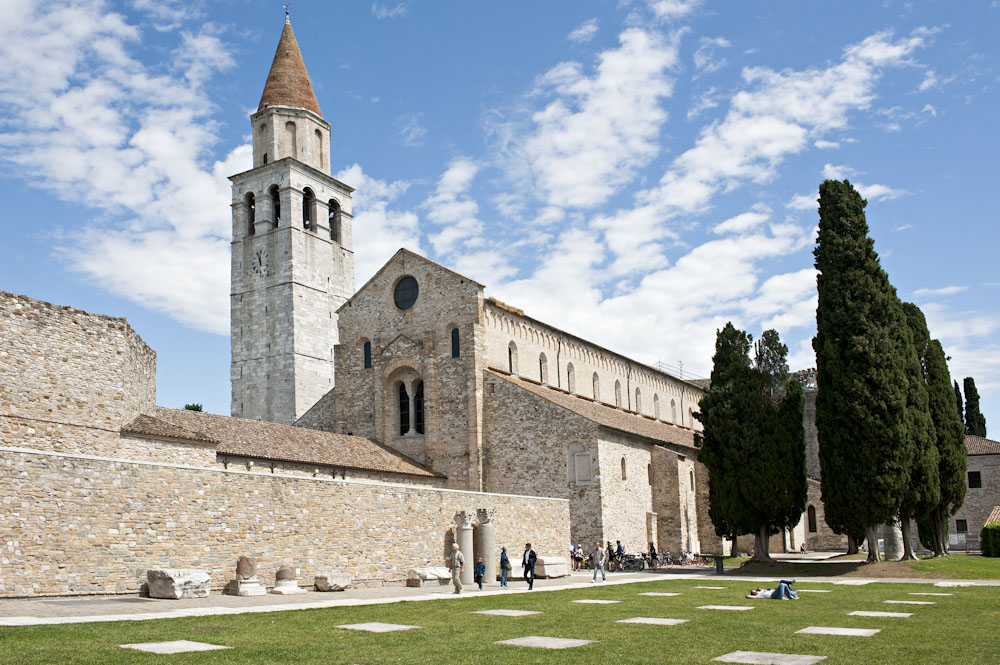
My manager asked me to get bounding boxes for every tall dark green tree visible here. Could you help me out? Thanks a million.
[921,340,967,555]
[964,377,987,437]
[813,179,913,563]
[954,381,964,424]
[697,325,806,562]
[897,302,940,560]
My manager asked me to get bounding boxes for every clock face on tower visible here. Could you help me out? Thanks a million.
[251,248,269,277]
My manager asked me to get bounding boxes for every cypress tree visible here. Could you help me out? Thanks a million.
[954,381,964,424]
[813,179,912,563]
[964,377,987,437]
[697,325,806,562]
[924,341,967,555]
[898,303,940,560]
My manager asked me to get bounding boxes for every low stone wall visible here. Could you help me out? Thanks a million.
[0,447,570,597]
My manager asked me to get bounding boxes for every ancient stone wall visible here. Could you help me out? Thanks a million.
[804,478,847,551]
[0,291,155,433]
[481,301,703,430]
[952,453,1000,550]
[596,430,655,554]
[0,447,570,597]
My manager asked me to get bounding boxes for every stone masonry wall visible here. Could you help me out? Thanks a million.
[0,447,570,597]
[952,453,1000,550]
[597,429,655,554]
[0,291,155,433]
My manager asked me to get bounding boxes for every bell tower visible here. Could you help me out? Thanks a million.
[229,11,355,425]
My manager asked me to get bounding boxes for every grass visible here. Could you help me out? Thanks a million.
[1,578,998,664]
[733,552,1000,580]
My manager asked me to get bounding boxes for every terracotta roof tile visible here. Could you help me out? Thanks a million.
[986,506,1000,526]
[258,21,322,116]
[965,435,1000,456]
[489,371,697,449]
[123,407,438,478]
[120,413,217,444]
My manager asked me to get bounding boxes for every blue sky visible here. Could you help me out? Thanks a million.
[1,0,998,430]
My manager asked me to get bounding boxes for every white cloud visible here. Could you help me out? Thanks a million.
[712,204,771,235]
[424,158,484,256]
[813,139,840,149]
[394,113,427,147]
[693,36,731,74]
[371,3,407,20]
[568,19,599,44]
[335,164,425,286]
[913,285,969,297]
[919,69,939,91]
[509,28,680,209]
[0,0,242,334]
[687,86,719,120]
[646,0,702,21]
[787,193,818,211]
[821,164,905,201]
[894,223,913,231]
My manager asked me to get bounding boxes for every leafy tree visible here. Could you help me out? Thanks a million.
[963,377,987,437]
[184,403,204,412]
[922,340,967,555]
[954,381,964,424]
[697,324,806,562]
[897,303,940,560]
[813,179,913,563]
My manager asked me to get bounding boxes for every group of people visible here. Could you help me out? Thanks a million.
[447,542,537,594]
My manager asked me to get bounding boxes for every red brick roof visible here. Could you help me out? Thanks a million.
[258,20,322,116]
[489,371,697,449]
[965,435,1000,456]
[122,407,439,478]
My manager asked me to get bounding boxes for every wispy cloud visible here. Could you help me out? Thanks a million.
[914,285,968,297]
[394,113,427,147]
[693,36,731,74]
[568,18,599,44]
[372,3,407,20]
[646,0,702,21]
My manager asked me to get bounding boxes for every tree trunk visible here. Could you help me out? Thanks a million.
[865,525,881,563]
[934,508,950,556]
[899,517,918,561]
[753,524,772,562]
[846,537,859,555]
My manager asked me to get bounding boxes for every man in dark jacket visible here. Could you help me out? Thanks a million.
[522,542,537,590]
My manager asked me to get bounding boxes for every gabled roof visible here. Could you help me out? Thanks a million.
[986,506,1000,527]
[966,435,1000,456]
[488,370,697,450]
[122,407,440,478]
[258,17,322,117]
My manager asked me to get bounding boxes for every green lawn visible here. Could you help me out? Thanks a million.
[733,553,1000,580]
[1,578,998,664]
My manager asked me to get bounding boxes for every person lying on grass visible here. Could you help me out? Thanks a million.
[747,580,798,599]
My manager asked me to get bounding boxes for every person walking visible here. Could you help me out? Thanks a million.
[648,541,657,570]
[522,542,537,590]
[448,542,464,594]
[499,546,510,587]
[592,541,606,582]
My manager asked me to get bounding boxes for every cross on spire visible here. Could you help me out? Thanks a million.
[283,3,290,25]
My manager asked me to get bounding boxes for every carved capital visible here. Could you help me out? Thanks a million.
[476,507,497,525]
[454,510,475,530]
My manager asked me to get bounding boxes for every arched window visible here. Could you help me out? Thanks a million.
[302,187,315,229]
[568,443,592,484]
[451,327,460,358]
[398,383,410,436]
[315,128,324,169]
[363,341,372,369]
[671,399,677,424]
[285,121,297,158]
[414,381,425,435]
[807,505,817,533]
[567,363,576,393]
[593,373,600,401]
[654,394,660,420]
[328,199,341,242]
[648,463,653,485]
[508,341,518,375]
[539,353,548,384]
[614,380,622,408]
[263,153,268,164]
[688,407,694,428]
[689,469,695,490]
[621,456,627,480]
[245,192,256,235]
[635,388,642,413]
[270,185,281,228]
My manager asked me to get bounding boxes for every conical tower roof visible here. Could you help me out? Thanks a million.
[257,16,322,117]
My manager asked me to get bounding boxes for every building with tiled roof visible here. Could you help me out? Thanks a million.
[952,434,1000,550]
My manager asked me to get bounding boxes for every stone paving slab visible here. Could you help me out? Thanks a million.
[616,617,689,626]
[832,580,871,585]
[848,611,912,618]
[796,590,831,593]
[472,609,541,617]
[572,599,621,604]
[909,592,952,596]
[699,605,755,611]
[695,585,728,589]
[496,636,595,649]
[713,650,826,664]
[119,640,232,654]
[335,622,421,633]
[885,600,934,605]
[639,592,682,596]
[796,626,880,637]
